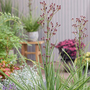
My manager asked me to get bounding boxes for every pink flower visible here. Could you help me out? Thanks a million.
[4,68,10,71]
[0,75,2,78]
[63,46,68,49]
[44,31,47,33]
[71,53,74,56]
[5,72,11,77]
[14,67,20,70]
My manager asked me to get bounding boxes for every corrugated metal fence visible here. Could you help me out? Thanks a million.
[12,0,90,61]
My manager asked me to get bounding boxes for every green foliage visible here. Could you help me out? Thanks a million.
[0,0,19,17]
[21,0,41,32]
[0,1,89,90]
[0,12,25,63]
[22,15,41,32]
[0,45,90,90]
[0,0,12,14]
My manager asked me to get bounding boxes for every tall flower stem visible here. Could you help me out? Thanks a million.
[72,16,88,79]
[78,30,82,78]
[39,1,61,89]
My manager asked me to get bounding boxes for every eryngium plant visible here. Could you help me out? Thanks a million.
[72,16,88,78]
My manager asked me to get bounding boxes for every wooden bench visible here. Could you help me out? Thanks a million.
[21,41,44,63]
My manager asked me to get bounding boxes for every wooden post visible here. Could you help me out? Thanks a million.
[21,44,27,58]
[39,45,42,63]
[35,44,39,62]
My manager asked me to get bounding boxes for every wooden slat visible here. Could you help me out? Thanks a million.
[38,51,41,55]
[25,51,41,55]
[20,41,44,45]
[25,51,36,54]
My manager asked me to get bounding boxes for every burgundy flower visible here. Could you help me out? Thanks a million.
[63,46,68,49]
[76,18,81,22]
[56,39,85,61]
[69,47,76,51]
[52,33,56,35]
[54,28,57,31]
[84,28,87,30]
[72,24,77,27]
[44,31,47,33]
[51,43,55,47]
[43,46,46,48]
[71,18,74,20]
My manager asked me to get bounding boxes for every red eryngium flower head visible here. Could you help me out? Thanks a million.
[41,37,45,40]
[54,28,57,31]
[44,31,47,33]
[45,38,50,41]
[83,16,86,18]
[51,22,53,26]
[72,24,77,27]
[71,18,74,20]
[59,24,61,26]
[43,46,45,48]
[72,31,77,34]
[56,22,58,25]
[57,5,61,10]
[53,33,56,35]
[76,18,81,22]
[84,28,87,30]
[46,55,50,58]
[51,43,55,47]
[40,2,43,4]
[42,53,45,57]
[47,27,50,30]
[50,13,53,17]
[85,20,88,23]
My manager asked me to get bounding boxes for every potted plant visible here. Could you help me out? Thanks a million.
[21,0,41,41]
[56,39,85,63]
[22,15,41,41]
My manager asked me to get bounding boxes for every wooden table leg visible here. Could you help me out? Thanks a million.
[21,44,27,63]
[39,45,42,63]
[35,44,39,62]
[21,44,27,58]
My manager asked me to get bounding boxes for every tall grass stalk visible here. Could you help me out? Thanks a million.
[0,0,19,17]
[0,0,12,14]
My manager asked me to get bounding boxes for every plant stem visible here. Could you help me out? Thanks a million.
[6,37,9,58]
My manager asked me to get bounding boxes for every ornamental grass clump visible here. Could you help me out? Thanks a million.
[38,1,61,89]
[39,1,61,62]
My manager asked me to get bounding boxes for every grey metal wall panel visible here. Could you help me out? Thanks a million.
[12,0,90,61]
